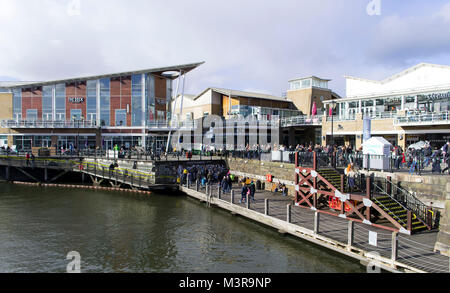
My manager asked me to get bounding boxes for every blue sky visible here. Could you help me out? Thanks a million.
[0,0,449,97]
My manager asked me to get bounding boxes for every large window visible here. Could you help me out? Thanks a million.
[146,74,155,122]
[42,86,53,120]
[26,109,38,120]
[55,83,66,120]
[100,78,110,126]
[131,74,142,126]
[115,109,127,126]
[13,89,22,120]
[87,80,97,120]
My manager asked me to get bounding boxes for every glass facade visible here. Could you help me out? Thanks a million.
[86,80,97,122]
[55,83,66,120]
[100,78,110,126]
[12,89,22,120]
[131,74,142,126]
[146,74,155,123]
[42,86,53,120]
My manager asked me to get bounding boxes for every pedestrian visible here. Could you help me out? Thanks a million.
[249,180,256,202]
[239,181,248,204]
[26,152,30,166]
[347,164,356,192]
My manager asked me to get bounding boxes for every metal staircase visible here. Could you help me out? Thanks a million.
[373,196,427,232]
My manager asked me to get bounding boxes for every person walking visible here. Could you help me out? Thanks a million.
[347,164,356,192]
[249,180,256,202]
[25,152,30,166]
[442,150,450,175]
[239,181,248,204]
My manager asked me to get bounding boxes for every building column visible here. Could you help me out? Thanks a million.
[358,100,362,114]
[141,74,147,149]
[398,133,406,150]
[401,96,405,111]
[414,96,418,110]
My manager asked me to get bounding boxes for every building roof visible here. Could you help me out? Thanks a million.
[0,62,205,89]
[195,87,292,103]
[344,63,450,84]
[288,76,331,83]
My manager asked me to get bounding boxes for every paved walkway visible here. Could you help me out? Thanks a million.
[188,182,449,273]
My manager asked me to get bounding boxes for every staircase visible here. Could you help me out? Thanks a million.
[373,196,428,233]
[317,168,360,193]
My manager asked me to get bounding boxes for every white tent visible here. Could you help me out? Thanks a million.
[362,137,392,170]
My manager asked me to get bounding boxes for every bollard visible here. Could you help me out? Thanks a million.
[246,194,250,209]
[231,190,235,204]
[218,184,221,199]
[265,199,269,216]
[205,184,209,196]
[286,204,291,223]
[347,221,354,250]
[196,180,199,192]
[314,212,320,234]
[391,232,398,264]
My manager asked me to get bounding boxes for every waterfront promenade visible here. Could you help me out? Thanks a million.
[181,182,449,273]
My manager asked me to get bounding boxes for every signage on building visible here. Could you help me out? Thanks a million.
[419,92,450,101]
[68,97,85,103]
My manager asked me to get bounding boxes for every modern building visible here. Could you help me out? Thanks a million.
[171,87,301,122]
[321,63,450,149]
[0,62,204,152]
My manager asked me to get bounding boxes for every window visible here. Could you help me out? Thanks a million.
[115,109,127,126]
[87,80,97,116]
[13,89,22,118]
[26,109,38,120]
[301,79,311,88]
[71,109,82,120]
[132,74,142,126]
[42,86,53,120]
[100,78,110,126]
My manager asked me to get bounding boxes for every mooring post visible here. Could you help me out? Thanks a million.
[205,183,209,196]
[407,210,413,232]
[314,212,320,234]
[265,199,269,216]
[246,194,250,209]
[347,221,354,250]
[196,180,199,192]
[391,232,398,265]
[187,175,190,189]
[287,204,291,223]
[218,184,221,199]
[44,168,48,182]
[231,190,235,204]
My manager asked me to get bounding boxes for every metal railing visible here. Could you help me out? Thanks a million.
[281,116,322,127]
[395,111,450,125]
[1,119,98,128]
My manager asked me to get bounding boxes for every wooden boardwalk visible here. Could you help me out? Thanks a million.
[184,182,449,273]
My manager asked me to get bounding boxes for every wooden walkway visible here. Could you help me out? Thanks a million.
[184,182,449,273]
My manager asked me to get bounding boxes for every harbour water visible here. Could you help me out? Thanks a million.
[0,183,364,273]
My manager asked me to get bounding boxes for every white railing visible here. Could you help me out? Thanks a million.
[1,119,98,128]
[395,111,450,125]
[281,115,322,127]
[146,120,198,129]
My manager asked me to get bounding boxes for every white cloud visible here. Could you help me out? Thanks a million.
[0,0,449,98]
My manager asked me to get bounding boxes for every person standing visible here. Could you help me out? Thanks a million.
[25,152,30,166]
[249,180,256,202]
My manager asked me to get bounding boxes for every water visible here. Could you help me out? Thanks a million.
[0,183,364,273]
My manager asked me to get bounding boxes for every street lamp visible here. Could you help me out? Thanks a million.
[73,115,80,157]
[330,101,337,147]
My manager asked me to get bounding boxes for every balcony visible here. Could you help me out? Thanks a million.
[281,115,322,127]
[394,111,450,126]
[1,119,98,129]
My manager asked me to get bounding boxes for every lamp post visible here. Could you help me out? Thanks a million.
[330,101,337,147]
[73,115,80,157]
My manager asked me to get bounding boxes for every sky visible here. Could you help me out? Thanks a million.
[0,0,450,97]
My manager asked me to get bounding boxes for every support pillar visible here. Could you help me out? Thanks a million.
[287,204,291,223]
[347,221,354,250]
[314,212,320,234]
[391,232,398,265]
